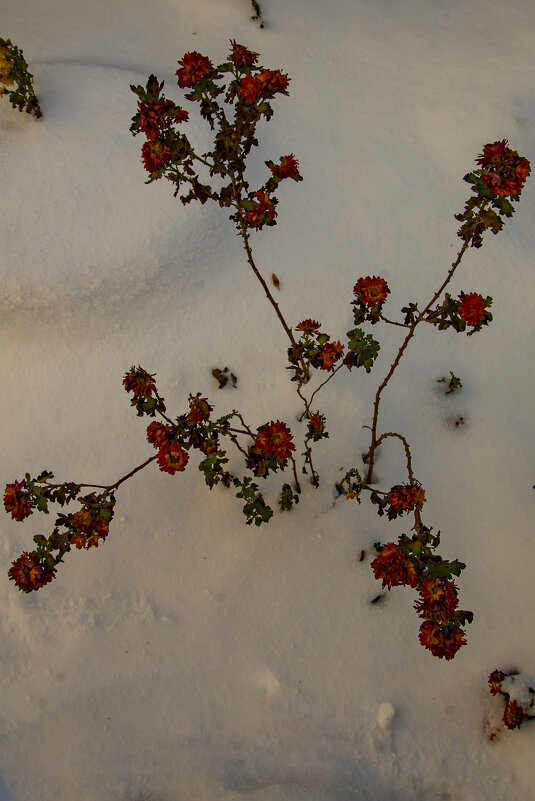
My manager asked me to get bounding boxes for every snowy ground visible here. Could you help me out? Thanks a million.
[1,1,535,799]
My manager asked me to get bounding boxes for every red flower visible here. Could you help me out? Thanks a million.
[476,140,531,197]
[229,40,259,68]
[187,393,212,423]
[146,421,172,449]
[123,366,157,397]
[141,139,172,173]
[503,699,530,730]
[246,191,277,228]
[458,293,490,326]
[157,442,189,474]
[256,69,290,94]
[271,154,300,180]
[255,421,295,460]
[176,51,214,88]
[239,74,263,103]
[136,99,189,141]
[70,508,110,549]
[308,412,323,434]
[386,483,426,513]
[476,140,508,166]
[418,621,466,660]
[488,669,507,697]
[353,276,390,308]
[4,480,35,521]
[318,341,344,371]
[296,319,321,334]
[8,551,56,593]
[371,542,419,589]
[414,578,458,623]
[200,436,219,455]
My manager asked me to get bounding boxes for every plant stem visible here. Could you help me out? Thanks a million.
[365,237,471,483]
[75,455,159,493]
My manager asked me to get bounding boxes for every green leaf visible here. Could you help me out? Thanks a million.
[240,198,257,211]
[424,559,466,579]
[346,328,380,372]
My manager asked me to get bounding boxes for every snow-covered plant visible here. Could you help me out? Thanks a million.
[486,669,535,736]
[4,42,531,662]
[0,37,42,118]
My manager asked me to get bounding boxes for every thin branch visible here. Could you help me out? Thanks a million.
[365,236,471,483]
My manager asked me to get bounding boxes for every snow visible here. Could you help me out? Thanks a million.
[1,0,535,799]
[501,675,535,716]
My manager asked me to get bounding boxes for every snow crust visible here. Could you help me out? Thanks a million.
[1,0,535,799]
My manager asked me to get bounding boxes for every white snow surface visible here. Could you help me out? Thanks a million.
[1,1,535,799]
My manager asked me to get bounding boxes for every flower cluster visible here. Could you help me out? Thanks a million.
[5,470,116,593]
[488,669,535,730]
[130,74,189,176]
[371,482,426,520]
[476,140,531,198]
[123,365,165,416]
[130,40,298,234]
[247,420,296,479]
[456,140,531,248]
[124,369,291,523]
[67,506,111,550]
[238,67,290,104]
[0,37,42,117]
[288,319,345,378]
[371,530,472,659]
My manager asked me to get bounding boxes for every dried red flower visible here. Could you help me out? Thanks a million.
[246,191,277,228]
[386,483,426,513]
[4,480,35,521]
[229,40,259,68]
[296,319,321,334]
[176,51,214,88]
[488,669,507,697]
[458,293,490,327]
[239,74,263,103]
[371,542,419,589]
[308,412,323,433]
[353,276,390,308]
[476,140,531,197]
[136,99,189,141]
[187,393,213,423]
[256,69,290,94]
[8,551,56,593]
[414,578,458,623]
[146,421,172,449]
[318,341,344,371]
[476,140,507,166]
[70,508,110,549]
[157,442,190,474]
[200,436,219,455]
[123,366,157,397]
[141,139,172,173]
[418,621,466,660]
[503,699,529,730]
[271,154,300,180]
[255,421,295,460]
